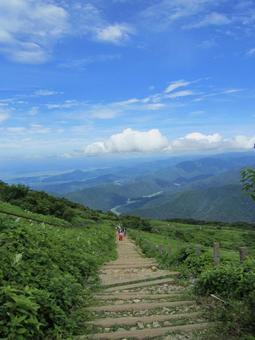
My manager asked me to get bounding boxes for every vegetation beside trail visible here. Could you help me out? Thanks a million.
[0,181,116,226]
[0,182,117,339]
[129,215,255,337]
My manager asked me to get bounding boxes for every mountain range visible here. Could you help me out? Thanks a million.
[6,152,255,222]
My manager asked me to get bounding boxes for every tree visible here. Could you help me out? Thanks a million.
[241,168,255,202]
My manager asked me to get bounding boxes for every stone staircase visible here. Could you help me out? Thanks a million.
[79,237,214,339]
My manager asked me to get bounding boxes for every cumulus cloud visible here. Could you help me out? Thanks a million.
[85,128,169,154]
[83,129,255,155]
[168,132,223,152]
[96,24,134,43]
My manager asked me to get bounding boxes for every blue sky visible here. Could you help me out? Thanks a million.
[0,0,255,159]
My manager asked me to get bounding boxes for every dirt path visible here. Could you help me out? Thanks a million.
[83,236,213,339]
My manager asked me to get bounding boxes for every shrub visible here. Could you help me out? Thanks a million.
[195,260,255,336]
[0,215,116,338]
[120,215,152,231]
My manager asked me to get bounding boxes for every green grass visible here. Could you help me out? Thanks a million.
[148,219,255,257]
[0,203,117,339]
[0,200,71,227]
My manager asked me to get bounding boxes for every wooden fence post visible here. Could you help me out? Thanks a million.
[159,245,164,256]
[239,247,248,263]
[195,244,201,256]
[213,242,220,265]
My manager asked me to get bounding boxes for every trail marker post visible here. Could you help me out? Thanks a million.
[213,242,220,265]
[239,247,248,263]
[195,244,201,256]
[159,245,164,256]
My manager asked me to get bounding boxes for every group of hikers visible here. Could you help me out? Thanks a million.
[116,225,126,241]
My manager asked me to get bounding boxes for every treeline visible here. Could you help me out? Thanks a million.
[119,214,152,231]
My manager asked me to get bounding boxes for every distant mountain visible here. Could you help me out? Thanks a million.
[6,152,255,222]
[64,153,255,218]
[125,184,255,223]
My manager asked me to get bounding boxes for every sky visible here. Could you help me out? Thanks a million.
[0,0,255,160]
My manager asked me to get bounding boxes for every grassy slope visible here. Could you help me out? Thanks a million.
[130,218,255,264]
[0,194,117,339]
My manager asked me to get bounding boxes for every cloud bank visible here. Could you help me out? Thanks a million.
[84,128,255,155]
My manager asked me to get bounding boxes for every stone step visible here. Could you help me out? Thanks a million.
[103,264,158,269]
[103,277,176,292]
[88,300,195,312]
[89,311,201,327]
[87,322,214,339]
[105,260,157,265]
[97,292,185,301]
[101,274,179,289]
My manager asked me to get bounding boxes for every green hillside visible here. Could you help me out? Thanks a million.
[127,184,255,222]
[61,154,255,222]
[66,180,162,210]
[0,182,117,339]
[1,178,255,338]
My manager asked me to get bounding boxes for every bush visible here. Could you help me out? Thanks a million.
[0,215,116,338]
[0,181,101,224]
[195,260,255,336]
[120,215,152,231]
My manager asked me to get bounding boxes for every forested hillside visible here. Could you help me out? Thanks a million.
[127,184,255,222]
[63,153,255,222]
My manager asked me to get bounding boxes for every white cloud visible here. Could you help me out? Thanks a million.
[228,135,255,149]
[186,12,230,28]
[85,128,169,154]
[91,108,119,119]
[165,80,192,93]
[34,89,59,96]
[46,100,79,109]
[168,132,223,152]
[7,127,26,133]
[0,1,132,63]
[4,123,51,134]
[84,129,255,155]
[141,0,212,24]
[0,0,69,63]
[59,54,121,69]
[167,90,194,99]
[28,106,39,116]
[247,48,255,56]
[96,24,134,43]
[0,109,10,123]
[223,88,242,94]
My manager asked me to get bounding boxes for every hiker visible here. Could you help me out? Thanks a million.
[118,230,124,241]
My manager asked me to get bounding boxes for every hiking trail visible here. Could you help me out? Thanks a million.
[83,236,214,339]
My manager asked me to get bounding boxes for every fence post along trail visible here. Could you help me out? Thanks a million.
[213,242,220,266]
